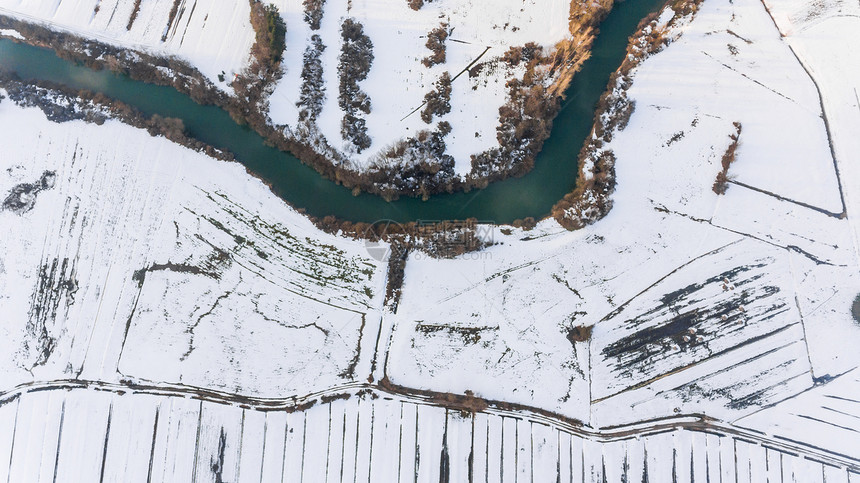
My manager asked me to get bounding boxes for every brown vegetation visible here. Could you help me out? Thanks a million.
[378,377,489,414]
[422,24,448,67]
[420,72,452,123]
[712,122,742,195]
[313,216,489,259]
[126,0,141,30]
[468,74,559,185]
[501,42,541,67]
[249,0,287,67]
[567,325,592,343]
[161,0,182,42]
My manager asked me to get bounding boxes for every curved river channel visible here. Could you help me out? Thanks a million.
[0,0,665,224]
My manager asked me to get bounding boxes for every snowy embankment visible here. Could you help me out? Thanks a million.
[387,0,860,432]
[0,94,387,398]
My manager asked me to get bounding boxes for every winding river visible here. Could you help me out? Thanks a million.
[0,0,665,224]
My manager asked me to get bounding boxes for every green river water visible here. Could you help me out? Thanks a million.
[0,0,665,223]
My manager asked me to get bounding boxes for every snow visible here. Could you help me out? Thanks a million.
[0,94,387,398]
[293,0,569,171]
[387,0,860,430]
[2,385,850,481]
[1,0,860,474]
[760,0,860,376]
[735,368,860,462]
[0,0,255,91]
[0,0,578,174]
[0,28,22,39]
[264,0,572,172]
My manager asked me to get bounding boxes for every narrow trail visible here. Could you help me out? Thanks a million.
[728,179,843,218]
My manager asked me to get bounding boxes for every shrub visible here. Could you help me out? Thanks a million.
[250,1,287,67]
[161,0,182,41]
[567,325,592,343]
[147,114,185,139]
[341,114,372,152]
[365,126,456,200]
[469,75,558,183]
[297,34,326,121]
[421,72,452,123]
[422,25,448,67]
[501,42,541,67]
[338,18,374,150]
[302,0,325,30]
[712,171,729,195]
[712,122,742,195]
[127,0,141,30]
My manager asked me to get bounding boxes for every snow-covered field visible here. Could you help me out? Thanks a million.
[1,0,860,476]
[0,95,387,398]
[0,0,255,88]
[1,385,856,482]
[388,0,860,431]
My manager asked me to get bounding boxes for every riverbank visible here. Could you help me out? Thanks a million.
[552,0,704,229]
[0,0,671,226]
[0,0,614,201]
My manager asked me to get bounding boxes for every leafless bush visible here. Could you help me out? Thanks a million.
[501,42,541,67]
[420,71,451,123]
[161,0,182,41]
[567,325,592,343]
[422,24,448,67]
[712,122,742,194]
[126,0,141,30]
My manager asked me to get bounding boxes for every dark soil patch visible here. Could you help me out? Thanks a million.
[852,294,860,324]
[2,170,56,214]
